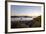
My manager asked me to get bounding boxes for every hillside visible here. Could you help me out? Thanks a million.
[29,16,41,27]
[11,16,41,28]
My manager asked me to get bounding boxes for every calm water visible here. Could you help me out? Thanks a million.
[11,16,37,21]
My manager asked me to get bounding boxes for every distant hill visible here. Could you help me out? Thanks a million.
[11,16,32,18]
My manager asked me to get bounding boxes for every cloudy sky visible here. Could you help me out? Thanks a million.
[11,5,41,16]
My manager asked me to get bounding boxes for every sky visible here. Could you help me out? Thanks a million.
[11,5,41,16]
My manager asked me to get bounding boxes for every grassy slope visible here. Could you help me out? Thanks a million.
[11,16,41,28]
[31,16,41,27]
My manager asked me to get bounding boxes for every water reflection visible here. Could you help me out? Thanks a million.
[11,16,37,21]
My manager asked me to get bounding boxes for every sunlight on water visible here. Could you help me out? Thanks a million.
[11,16,37,21]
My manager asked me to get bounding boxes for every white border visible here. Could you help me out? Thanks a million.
[7,2,44,32]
